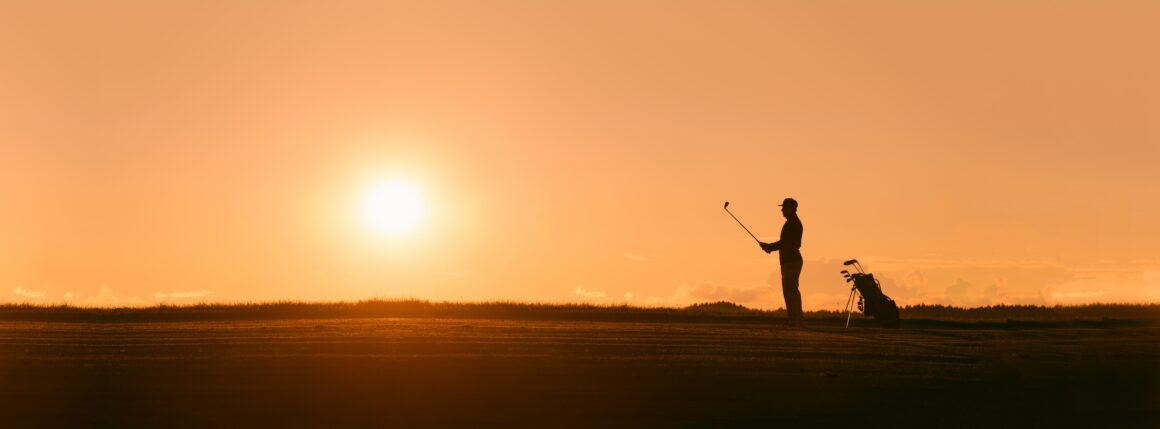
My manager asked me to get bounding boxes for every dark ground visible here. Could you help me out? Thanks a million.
[2,317,1158,428]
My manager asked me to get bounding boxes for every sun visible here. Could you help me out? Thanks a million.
[362,180,425,235]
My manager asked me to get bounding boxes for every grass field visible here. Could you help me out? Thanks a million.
[2,302,1158,427]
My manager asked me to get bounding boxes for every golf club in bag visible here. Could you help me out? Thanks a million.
[840,259,900,328]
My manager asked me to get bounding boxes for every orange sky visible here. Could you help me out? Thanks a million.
[2,1,1158,309]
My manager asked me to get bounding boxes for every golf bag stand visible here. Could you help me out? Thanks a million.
[843,283,858,328]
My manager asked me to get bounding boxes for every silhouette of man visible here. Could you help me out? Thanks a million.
[759,198,804,327]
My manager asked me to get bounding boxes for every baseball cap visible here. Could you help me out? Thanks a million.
[778,198,798,209]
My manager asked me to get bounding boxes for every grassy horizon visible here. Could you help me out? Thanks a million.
[2,299,1158,327]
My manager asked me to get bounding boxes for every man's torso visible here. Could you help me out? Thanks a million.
[780,216,803,264]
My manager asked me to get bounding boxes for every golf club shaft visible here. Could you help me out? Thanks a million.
[724,208,761,243]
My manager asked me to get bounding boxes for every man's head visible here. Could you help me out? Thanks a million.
[779,197,798,218]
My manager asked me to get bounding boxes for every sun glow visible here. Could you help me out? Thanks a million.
[362,180,425,235]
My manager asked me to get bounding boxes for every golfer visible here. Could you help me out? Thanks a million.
[759,198,804,327]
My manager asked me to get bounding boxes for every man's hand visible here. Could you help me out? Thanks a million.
[759,242,774,254]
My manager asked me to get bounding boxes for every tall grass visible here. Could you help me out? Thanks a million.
[1,300,1156,325]
[0,300,770,323]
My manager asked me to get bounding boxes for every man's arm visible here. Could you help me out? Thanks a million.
[759,241,780,254]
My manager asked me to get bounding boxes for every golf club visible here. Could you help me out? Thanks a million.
[723,201,761,244]
[843,259,864,273]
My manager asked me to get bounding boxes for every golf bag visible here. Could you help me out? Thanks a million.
[841,260,900,328]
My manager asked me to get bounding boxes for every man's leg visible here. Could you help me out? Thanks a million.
[781,262,803,325]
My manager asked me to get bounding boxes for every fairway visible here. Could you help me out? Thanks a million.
[2,317,1157,428]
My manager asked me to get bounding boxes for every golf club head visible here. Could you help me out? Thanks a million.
[840,270,849,275]
[843,259,859,266]
[723,201,730,209]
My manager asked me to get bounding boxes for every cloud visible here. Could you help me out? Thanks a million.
[688,256,1116,309]
[686,283,773,303]
[569,286,640,304]
[12,285,46,299]
[869,257,1072,272]
[946,278,971,299]
[835,256,1160,306]
[903,270,928,289]
[82,287,143,307]
[1046,290,1107,300]
[982,278,1003,301]
[838,257,1075,306]
[644,283,777,308]
[7,286,214,307]
[664,256,1157,309]
[651,256,1091,309]
[153,290,212,300]
[571,286,606,299]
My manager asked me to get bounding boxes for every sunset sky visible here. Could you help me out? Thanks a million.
[2,1,1157,309]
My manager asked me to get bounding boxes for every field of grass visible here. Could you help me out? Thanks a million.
[2,299,1158,325]
[1,301,1158,427]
